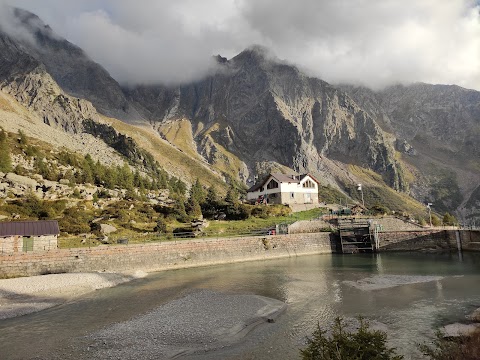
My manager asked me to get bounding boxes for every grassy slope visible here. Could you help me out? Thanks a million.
[158,120,247,181]
[158,119,199,159]
[101,116,227,189]
[347,164,427,218]
[200,123,246,179]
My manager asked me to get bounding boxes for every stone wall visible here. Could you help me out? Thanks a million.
[0,236,19,254]
[0,233,335,278]
[33,235,58,252]
[378,230,479,252]
[0,235,57,254]
[373,217,424,231]
[288,219,333,234]
[458,230,480,251]
[2,230,478,278]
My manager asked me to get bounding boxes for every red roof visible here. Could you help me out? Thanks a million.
[0,220,60,237]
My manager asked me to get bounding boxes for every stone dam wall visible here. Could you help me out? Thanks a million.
[1,230,478,278]
[0,233,335,278]
[378,229,480,252]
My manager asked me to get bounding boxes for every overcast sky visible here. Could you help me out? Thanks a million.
[1,0,479,90]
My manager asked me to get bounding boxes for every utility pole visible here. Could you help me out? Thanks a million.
[357,183,365,208]
[427,203,433,227]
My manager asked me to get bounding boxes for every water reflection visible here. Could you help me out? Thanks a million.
[0,252,480,360]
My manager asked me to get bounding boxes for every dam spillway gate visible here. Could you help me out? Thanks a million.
[337,219,378,254]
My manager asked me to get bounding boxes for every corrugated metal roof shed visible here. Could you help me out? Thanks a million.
[0,220,60,237]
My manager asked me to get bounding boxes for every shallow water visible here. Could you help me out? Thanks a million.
[1,252,480,359]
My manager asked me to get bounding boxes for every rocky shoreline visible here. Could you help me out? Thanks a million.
[441,308,480,338]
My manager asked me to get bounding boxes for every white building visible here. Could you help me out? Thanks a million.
[247,173,319,205]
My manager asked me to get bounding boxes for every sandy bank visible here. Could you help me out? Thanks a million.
[0,271,147,320]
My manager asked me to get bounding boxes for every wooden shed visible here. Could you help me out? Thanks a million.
[0,220,59,254]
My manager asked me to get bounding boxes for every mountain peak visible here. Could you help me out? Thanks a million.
[231,44,277,65]
[11,7,53,39]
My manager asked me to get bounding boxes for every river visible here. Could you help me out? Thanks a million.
[1,252,480,359]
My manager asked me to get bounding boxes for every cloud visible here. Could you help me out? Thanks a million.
[1,0,479,90]
[0,4,37,45]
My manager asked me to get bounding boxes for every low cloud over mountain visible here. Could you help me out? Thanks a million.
[1,0,479,89]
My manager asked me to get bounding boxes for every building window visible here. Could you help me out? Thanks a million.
[267,179,279,189]
[290,192,295,199]
[303,180,315,188]
[271,193,277,198]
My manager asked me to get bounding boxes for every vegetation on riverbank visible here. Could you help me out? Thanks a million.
[420,330,480,360]
[301,317,403,360]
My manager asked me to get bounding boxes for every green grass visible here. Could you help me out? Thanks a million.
[57,207,328,247]
[318,185,349,204]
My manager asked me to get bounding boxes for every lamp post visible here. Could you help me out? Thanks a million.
[357,183,365,208]
[427,203,433,227]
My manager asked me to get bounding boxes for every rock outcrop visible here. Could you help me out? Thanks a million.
[127,47,408,191]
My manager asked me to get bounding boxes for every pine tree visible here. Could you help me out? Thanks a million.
[189,178,206,204]
[225,187,239,205]
[206,186,219,206]
[301,317,403,360]
[0,129,12,172]
[187,197,203,219]
[431,214,441,226]
[104,167,118,189]
[117,163,134,190]
[442,212,457,226]
[93,160,105,185]
[174,199,189,222]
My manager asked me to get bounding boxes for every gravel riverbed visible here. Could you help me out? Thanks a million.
[1,273,287,360]
[0,271,147,320]
[75,289,287,360]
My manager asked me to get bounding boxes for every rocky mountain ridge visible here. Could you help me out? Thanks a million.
[127,47,407,190]
[0,8,478,223]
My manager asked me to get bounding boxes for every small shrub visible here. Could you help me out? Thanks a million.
[431,214,441,226]
[370,203,391,216]
[300,317,403,360]
[251,206,269,219]
[154,218,168,233]
[225,204,250,220]
[59,206,92,234]
[442,212,457,226]
[17,129,27,146]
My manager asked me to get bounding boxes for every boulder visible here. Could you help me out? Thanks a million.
[42,179,57,188]
[59,179,70,185]
[100,223,117,235]
[441,323,480,337]
[10,187,24,196]
[5,173,38,188]
[467,308,480,321]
